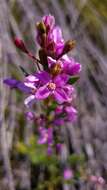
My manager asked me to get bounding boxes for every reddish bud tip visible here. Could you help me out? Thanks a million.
[14,38,28,54]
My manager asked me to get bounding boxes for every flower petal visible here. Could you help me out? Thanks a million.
[25,112,35,121]
[38,136,47,144]
[63,168,73,180]
[62,57,81,75]
[54,74,69,87]
[62,54,71,61]
[4,78,31,93]
[35,85,51,100]
[24,82,36,89]
[68,63,81,75]
[55,42,64,56]
[65,106,77,122]
[54,88,68,104]
[38,127,48,144]
[47,146,53,155]
[17,83,31,93]
[43,15,55,30]
[52,26,64,43]
[47,56,56,68]
[24,95,35,107]
[3,78,19,88]
[25,75,38,82]
[54,118,64,126]
[35,71,51,84]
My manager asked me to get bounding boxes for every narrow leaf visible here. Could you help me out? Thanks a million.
[68,76,80,84]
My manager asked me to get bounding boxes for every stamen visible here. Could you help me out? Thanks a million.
[48,82,56,90]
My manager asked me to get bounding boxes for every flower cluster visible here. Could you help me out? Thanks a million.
[4,15,81,155]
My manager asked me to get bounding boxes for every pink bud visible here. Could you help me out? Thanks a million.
[14,38,28,54]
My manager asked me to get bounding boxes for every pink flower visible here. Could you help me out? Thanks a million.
[54,105,77,124]
[63,168,73,180]
[35,71,72,104]
[38,127,48,144]
[48,56,81,76]
[4,14,82,157]
[38,127,53,155]
[64,106,77,122]
[62,55,81,75]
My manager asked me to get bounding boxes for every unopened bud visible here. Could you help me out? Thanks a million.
[36,21,46,34]
[14,38,28,54]
[63,40,76,54]
[51,61,62,76]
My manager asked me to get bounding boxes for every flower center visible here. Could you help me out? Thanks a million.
[48,82,56,91]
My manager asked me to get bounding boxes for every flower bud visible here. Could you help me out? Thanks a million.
[43,15,55,31]
[62,40,76,54]
[14,38,28,54]
[51,61,63,76]
[36,21,46,34]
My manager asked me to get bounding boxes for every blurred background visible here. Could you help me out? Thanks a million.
[0,0,107,189]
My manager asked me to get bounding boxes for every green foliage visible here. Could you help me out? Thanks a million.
[4,107,10,120]
[68,76,80,85]
[16,136,62,189]
[16,137,87,189]
[68,153,85,166]
[91,0,107,21]
[48,102,57,111]
[16,142,28,154]
[11,1,24,24]
[58,0,65,7]
[16,135,59,166]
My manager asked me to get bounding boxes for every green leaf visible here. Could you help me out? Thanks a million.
[68,153,85,165]
[16,142,28,154]
[49,102,57,110]
[68,76,80,84]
